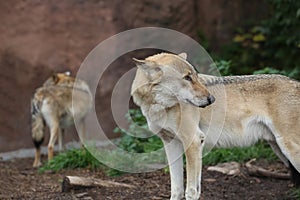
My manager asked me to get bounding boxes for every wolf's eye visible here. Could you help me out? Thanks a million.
[183,75,192,82]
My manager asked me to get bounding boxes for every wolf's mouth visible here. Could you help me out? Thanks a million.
[185,99,207,108]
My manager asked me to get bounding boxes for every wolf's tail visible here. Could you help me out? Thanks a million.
[31,98,45,149]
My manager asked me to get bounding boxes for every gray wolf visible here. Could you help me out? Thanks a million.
[31,72,92,167]
[131,52,300,200]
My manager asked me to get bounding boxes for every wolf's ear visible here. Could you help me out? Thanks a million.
[51,73,60,84]
[178,52,187,60]
[133,58,162,83]
[132,58,155,69]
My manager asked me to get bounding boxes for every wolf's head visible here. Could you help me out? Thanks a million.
[43,71,74,87]
[131,53,215,108]
[42,71,91,97]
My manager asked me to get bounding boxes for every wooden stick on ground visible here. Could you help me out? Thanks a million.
[245,159,290,180]
[62,176,136,192]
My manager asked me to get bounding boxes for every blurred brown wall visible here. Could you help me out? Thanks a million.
[0,0,267,152]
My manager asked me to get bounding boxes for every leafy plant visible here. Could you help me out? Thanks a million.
[253,67,284,75]
[214,60,232,76]
[114,109,163,153]
[263,0,300,68]
[253,66,300,79]
[39,148,101,173]
[219,0,300,79]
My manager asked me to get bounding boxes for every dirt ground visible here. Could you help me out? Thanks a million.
[0,157,297,200]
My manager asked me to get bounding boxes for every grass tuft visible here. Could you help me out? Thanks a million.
[203,141,278,166]
[39,148,101,173]
[288,188,300,200]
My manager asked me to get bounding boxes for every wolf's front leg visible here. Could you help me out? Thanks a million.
[76,119,86,147]
[58,128,65,152]
[161,137,184,200]
[182,131,205,200]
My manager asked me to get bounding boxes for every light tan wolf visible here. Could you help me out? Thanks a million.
[131,52,300,200]
[31,72,92,167]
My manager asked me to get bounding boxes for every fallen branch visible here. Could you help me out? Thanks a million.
[62,176,135,192]
[207,161,241,176]
[245,159,290,180]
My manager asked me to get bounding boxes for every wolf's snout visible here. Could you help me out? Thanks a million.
[207,95,215,105]
[195,95,215,108]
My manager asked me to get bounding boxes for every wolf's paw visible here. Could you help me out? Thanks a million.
[170,189,184,200]
[185,188,200,200]
[32,160,42,168]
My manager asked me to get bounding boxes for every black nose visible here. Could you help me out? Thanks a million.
[207,95,215,104]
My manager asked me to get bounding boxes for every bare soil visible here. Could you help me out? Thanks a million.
[0,157,296,200]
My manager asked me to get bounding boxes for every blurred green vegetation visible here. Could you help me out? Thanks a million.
[204,0,300,79]
[114,109,163,153]
[39,148,100,173]
[289,188,300,199]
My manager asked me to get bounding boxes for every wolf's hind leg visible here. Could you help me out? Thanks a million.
[269,140,300,186]
[76,120,86,148]
[268,141,289,166]
[48,123,60,160]
[289,162,300,187]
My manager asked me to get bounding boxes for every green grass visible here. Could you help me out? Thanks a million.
[203,141,278,166]
[289,188,300,200]
[39,141,278,173]
[38,147,126,176]
[39,148,101,173]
